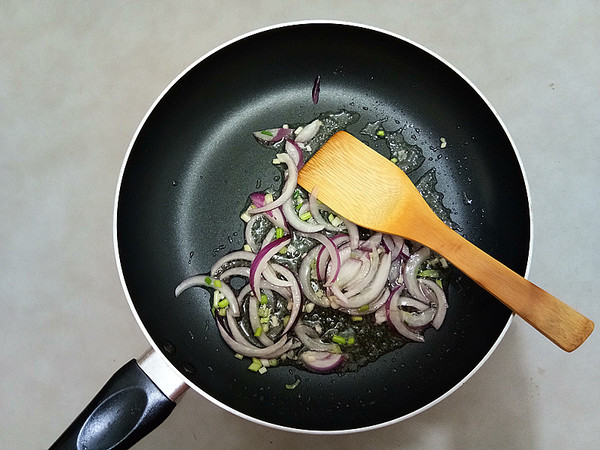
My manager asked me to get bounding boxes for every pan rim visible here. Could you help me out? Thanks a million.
[113,19,533,434]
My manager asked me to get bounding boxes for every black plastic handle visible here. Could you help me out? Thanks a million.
[50,359,176,450]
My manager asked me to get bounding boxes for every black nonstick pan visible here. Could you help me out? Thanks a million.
[52,22,530,448]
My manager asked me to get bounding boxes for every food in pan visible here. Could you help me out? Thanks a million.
[176,112,451,375]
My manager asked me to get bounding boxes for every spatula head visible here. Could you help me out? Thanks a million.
[297,131,433,238]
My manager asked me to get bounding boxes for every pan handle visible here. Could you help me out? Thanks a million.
[50,349,188,449]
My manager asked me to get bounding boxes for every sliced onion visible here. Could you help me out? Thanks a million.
[420,279,448,330]
[244,214,263,253]
[400,307,436,328]
[282,196,324,233]
[298,245,330,307]
[217,319,292,358]
[210,250,255,277]
[248,153,297,215]
[316,234,350,280]
[249,192,287,231]
[249,236,290,298]
[340,287,390,316]
[300,350,345,372]
[391,236,405,260]
[388,310,425,342]
[285,139,304,170]
[271,263,302,334]
[312,75,321,104]
[294,323,339,352]
[249,294,275,347]
[299,232,340,286]
[387,290,425,342]
[295,119,322,144]
[335,255,362,288]
[337,252,391,309]
[343,248,379,297]
[253,127,293,145]
[174,274,240,317]
[403,246,431,302]
[343,218,360,249]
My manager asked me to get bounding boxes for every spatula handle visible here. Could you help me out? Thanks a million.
[423,221,594,352]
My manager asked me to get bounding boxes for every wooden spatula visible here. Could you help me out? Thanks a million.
[297,131,594,352]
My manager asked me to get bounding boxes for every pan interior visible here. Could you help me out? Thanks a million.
[116,23,529,431]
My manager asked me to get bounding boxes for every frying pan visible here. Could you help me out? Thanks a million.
[51,21,531,448]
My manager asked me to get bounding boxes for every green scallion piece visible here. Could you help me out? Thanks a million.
[278,246,288,254]
[260,130,273,136]
[248,361,262,372]
[299,211,312,221]
[332,335,346,345]
[213,279,222,288]
[377,129,385,137]
[358,304,369,312]
[260,294,268,305]
[234,353,244,360]
[418,269,440,278]
[268,358,278,367]
[285,378,301,390]
[275,227,284,239]
[351,316,363,322]
[254,327,263,337]
[218,308,227,316]
[436,279,443,288]
[347,336,356,345]
[390,157,398,163]
[217,299,229,308]
[204,276,212,285]
[283,315,290,327]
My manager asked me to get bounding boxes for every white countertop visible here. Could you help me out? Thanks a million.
[2,1,598,449]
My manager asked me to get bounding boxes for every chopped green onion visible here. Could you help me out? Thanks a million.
[254,326,263,337]
[418,269,440,278]
[377,129,385,137]
[265,193,274,203]
[331,216,343,227]
[243,244,252,251]
[358,304,369,312]
[390,157,398,163]
[351,316,363,322]
[268,358,278,367]
[283,315,290,327]
[299,211,312,221]
[347,336,356,345]
[213,279,222,288]
[218,308,227,316]
[248,361,262,372]
[436,279,443,288]
[258,366,267,374]
[285,378,301,389]
[260,317,269,324]
[275,227,284,238]
[234,353,244,360]
[258,305,269,316]
[260,294,268,305]
[204,276,212,285]
[217,299,229,308]
[240,212,251,222]
[328,213,335,222]
[261,130,273,136]
[332,335,346,345]
[293,189,301,199]
[278,246,288,254]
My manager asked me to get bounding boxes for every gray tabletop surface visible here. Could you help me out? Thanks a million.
[2,1,599,449]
